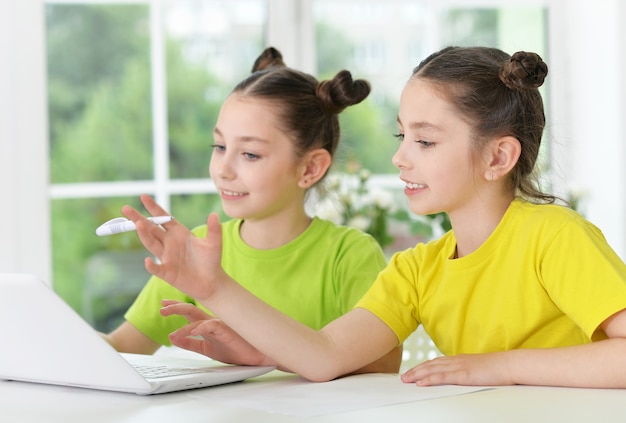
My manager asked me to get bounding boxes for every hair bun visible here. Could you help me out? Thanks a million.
[499,51,548,90]
[252,47,286,72]
[316,70,371,115]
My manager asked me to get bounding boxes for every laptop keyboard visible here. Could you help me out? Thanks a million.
[133,363,217,379]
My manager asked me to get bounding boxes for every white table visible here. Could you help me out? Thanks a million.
[2,370,625,423]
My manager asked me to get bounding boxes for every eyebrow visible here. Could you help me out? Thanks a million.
[396,116,443,132]
[213,127,270,143]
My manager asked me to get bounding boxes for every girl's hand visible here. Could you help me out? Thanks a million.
[121,194,227,302]
[162,300,276,367]
[401,352,514,386]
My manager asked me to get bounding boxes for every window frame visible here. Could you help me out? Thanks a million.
[1,0,624,289]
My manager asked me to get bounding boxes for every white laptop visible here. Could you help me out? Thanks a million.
[0,274,275,395]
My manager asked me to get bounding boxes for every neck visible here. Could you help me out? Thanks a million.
[449,195,514,258]
[239,210,312,250]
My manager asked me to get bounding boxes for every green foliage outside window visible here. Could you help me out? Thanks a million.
[46,4,538,330]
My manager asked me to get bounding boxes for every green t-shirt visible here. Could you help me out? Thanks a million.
[126,217,386,345]
[357,198,626,354]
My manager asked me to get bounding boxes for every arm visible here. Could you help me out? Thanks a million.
[163,300,402,374]
[123,195,398,381]
[401,308,626,388]
[99,321,161,354]
[347,344,403,375]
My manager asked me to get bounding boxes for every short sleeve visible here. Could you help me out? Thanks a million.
[539,219,626,339]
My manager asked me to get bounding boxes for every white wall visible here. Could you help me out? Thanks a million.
[0,0,51,282]
[622,0,626,259]
[548,0,625,259]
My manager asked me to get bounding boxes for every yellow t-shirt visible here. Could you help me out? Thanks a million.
[356,198,626,355]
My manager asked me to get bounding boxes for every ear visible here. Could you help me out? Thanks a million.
[298,148,332,189]
[484,136,521,182]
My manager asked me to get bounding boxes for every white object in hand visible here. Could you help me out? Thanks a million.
[95,216,174,236]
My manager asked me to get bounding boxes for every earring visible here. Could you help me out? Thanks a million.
[490,173,494,182]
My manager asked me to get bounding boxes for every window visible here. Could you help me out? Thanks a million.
[46,0,266,331]
[47,0,547,331]
[4,1,624,340]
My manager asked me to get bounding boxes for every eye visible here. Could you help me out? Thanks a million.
[243,152,260,161]
[393,133,404,141]
[417,140,435,148]
[211,144,226,153]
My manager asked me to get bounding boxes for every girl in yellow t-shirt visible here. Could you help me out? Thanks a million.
[124,46,626,388]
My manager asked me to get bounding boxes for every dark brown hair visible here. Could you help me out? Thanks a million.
[412,46,555,204]
[232,47,371,162]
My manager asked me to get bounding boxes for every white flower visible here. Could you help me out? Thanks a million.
[353,191,375,210]
[339,190,356,207]
[325,173,342,191]
[313,197,345,225]
[369,188,395,211]
[358,168,371,182]
[347,215,371,232]
[314,169,400,247]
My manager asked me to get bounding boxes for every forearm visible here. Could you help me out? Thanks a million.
[203,279,346,381]
[346,345,403,376]
[508,338,626,388]
[202,277,397,381]
[99,322,161,354]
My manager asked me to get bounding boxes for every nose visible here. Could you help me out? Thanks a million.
[392,142,409,170]
[209,152,235,180]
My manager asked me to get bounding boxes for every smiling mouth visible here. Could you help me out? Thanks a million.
[221,189,248,197]
[406,182,427,189]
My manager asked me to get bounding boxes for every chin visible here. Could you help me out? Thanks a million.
[408,205,437,217]
[220,207,247,220]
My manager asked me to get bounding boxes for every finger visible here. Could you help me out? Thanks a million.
[161,299,184,307]
[144,256,165,279]
[400,359,439,383]
[160,302,213,322]
[401,358,460,386]
[169,330,206,354]
[139,194,172,217]
[124,196,176,234]
[129,217,172,263]
[170,320,204,337]
[203,213,225,264]
[191,319,224,337]
[206,213,223,244]
[121,204,148,222]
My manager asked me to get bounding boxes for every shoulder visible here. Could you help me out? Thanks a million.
[387,231,455,274]
[190,219,240,238]
[506,200,623,272]
[310,217,384,251]
[511,199,605,240]
[308,217,386,266]
[312,217,374,239]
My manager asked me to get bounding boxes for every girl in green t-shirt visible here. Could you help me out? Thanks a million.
[102,47,400,374]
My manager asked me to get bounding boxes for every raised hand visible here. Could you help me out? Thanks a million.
[161,300,276,367]
[122,194,228,302]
